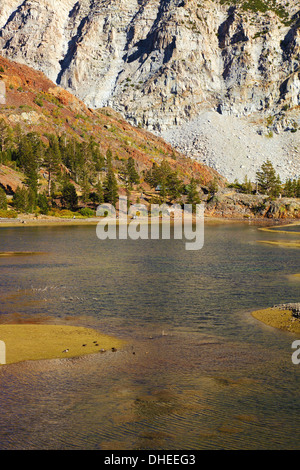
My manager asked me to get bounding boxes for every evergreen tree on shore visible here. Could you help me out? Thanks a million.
[103,166,118,207]
[125,156,140,189]
[256,160,282,196]
[0,186,7,210]
[44,134,61,196]
[61,182,78,211]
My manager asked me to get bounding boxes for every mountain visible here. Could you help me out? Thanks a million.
[0,0,299,182]
[0,54,221,202]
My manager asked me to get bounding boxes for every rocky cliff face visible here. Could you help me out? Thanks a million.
[205,189,300,219]
[0,0,299,180]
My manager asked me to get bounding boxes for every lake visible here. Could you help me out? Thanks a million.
[0,220,299,450]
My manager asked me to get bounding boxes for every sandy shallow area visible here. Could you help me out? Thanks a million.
[0,216,101,227]
[0,324,125,365]
[257,240,300,248]
[251,308,300,334]
[258,223,300,234]
[0,251,45,257]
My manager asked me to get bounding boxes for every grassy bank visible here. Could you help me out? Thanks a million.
[0,324,125,365]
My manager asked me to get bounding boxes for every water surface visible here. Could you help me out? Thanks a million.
[0,221,299,450]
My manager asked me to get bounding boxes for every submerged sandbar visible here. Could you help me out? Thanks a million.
[257,240,300,248]
[0,252,45,257]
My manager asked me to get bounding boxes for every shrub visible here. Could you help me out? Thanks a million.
[79,207,96,218]
[48,209,77,218]
[207,177,219,196]
[0,209,17,219]
[34,96,44,107]
[252,202,266,214]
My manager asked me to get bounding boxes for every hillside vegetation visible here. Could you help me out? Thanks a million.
[0,56,222,217]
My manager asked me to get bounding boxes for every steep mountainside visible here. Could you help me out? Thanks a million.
[0,55,220,195]
[0,0,299,181]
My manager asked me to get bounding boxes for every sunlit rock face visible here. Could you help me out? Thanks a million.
[0,0,299,181]
[0,0,298,130]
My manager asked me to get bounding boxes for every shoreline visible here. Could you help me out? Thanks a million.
[0,214,298,228]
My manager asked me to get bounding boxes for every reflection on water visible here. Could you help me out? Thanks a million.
[0,222,299,449]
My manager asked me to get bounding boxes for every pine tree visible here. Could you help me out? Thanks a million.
[106,148,113,164]
[166,169,184,201]
[125,157,140,188]
[256,160,281,196]
[27,188,37,213]
[272,175,282,197]
[37,192,49,215]
[61,182,78,211]
[296,179,300,198]
[63,137,82,183]
[144,160,183,202]
[284,179,293,197]
[0,118,12,164]
[103,149,118,206]
[81,173,91,205]
[241,175,253,194]
[95,180,104,204]
[187,177,201,213]
[0,186,7,210]
[44,134,61,196]
[13,187,28,212]
[103,168,118,207]
[17,134,40,197]
[284,178,300,198]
